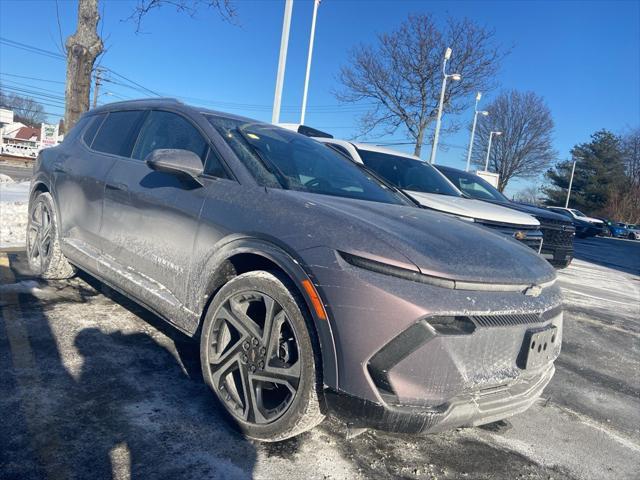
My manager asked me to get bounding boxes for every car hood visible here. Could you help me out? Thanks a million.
[488,201,573,224]
[405,191,539,227]
[279,191,555,286]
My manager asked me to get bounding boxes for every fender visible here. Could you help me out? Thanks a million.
[190,235,339,390]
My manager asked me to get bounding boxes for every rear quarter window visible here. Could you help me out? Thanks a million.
[60,115,90,144]
[82,113,107,147]
[91,110,146,157]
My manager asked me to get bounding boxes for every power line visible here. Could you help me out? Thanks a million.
[0,72,66,85]
[0,37,160,100]
[0,37,65,60]
[103,68,160,97]
[0,78,65,97]
[0,85,65,103]
[0,37,375,114]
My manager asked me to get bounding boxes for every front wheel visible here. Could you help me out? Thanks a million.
[200,270,324,442]
[629,233,636,240]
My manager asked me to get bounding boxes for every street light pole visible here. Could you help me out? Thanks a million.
[300,0,320,125]
[565,160,577,208]
[272,0,294,124]
[484,131,502,171]
[428,47,461,164]
[465,92,489,172]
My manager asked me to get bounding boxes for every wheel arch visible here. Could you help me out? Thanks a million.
[194,237,339,390]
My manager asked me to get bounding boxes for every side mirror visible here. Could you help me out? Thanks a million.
[145,149,204,182]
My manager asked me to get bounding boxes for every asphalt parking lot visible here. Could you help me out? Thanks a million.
[1,238,639,480]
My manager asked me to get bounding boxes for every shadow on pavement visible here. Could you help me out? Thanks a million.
[0,252,257,480]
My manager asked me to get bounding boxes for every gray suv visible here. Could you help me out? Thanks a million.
[28,99,563,441]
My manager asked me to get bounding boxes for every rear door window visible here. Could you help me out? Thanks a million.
[132,110,208,161]
[91,110,146,157]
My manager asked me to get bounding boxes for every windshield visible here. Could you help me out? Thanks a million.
[570,209,587,217]
[356,148,462,197]
[207,116,409,205]
[438,167,508,202]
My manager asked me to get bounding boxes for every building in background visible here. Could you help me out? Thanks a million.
[0,108,61,159]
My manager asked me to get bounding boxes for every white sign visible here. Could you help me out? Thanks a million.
[475,170,500,189]
[40,123,59,147]
[0,108,14,124]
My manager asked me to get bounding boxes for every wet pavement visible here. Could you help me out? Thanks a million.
[1,238,639,479]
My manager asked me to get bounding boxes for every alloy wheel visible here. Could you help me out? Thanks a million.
[27,198,53,271]
[206,291,302,425]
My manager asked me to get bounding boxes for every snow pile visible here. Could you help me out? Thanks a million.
[0,180,30,248]
[0,173,14,183]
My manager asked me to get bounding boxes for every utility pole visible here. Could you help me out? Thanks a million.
[92,68,103,108]
[272,0,294,124]
[465,92,489,172]
[565,160,577,208]
[300,0,320,125]
[429,47,461,164]
[484,131,502,171]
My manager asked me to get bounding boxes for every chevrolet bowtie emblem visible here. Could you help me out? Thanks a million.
[524,285,542,297]
[514,231,527,241]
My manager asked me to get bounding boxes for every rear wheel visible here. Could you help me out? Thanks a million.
[200,270,324,441]
[26,192,75,279]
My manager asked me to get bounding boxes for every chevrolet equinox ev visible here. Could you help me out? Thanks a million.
[27,99,563,441]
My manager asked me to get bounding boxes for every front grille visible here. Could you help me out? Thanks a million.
[539,218,575,248]
[470,305,562,328]
[520,236,543,252]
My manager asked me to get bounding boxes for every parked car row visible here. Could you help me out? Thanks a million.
[282,123,575,269]
[29,99,564,442]
[546,207,639,240]
[600,220,640,240]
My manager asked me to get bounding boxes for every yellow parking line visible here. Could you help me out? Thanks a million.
[0,252,70,480]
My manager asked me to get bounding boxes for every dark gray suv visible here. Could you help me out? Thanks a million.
[28,99,563,441]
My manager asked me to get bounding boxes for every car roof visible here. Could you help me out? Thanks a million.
[349,142,422,160]
[89,98,259,124]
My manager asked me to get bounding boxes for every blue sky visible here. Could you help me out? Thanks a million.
[1,0,638,195]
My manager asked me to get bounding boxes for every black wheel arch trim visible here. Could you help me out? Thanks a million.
[193,235,339,390]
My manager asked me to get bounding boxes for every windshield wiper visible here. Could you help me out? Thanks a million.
[234,127,291,189]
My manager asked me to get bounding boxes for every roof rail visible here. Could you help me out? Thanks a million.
[99,97,184,107]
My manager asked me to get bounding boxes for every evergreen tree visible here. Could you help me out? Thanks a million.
[543,130,626,214]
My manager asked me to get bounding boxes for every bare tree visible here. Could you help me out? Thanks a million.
[0,91,47,126]
[128,0,236,32]
[472,90,556,192]
[336,14,505,157]
[65,0,103,131]
[621,128,640,187]
[512,186,541,205]
[64,0,237,131]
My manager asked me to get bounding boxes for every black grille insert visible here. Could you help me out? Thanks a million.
[470,305,562,328]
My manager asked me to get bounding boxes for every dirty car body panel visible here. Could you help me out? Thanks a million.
[32,99,563,434]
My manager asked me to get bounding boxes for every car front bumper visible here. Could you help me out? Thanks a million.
[325,364,555,434]
[301,247,563,432]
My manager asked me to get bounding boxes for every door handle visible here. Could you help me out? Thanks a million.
[106,182,128,192]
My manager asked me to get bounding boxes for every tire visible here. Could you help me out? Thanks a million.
[629,233,636,240]
[200,270,324,442]
[26,192,76,279]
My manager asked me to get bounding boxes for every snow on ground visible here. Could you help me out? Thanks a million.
[0,179,30,248]
[1,230,639,478]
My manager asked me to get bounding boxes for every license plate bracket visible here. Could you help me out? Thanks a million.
[517,326,558,370]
